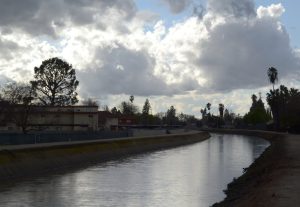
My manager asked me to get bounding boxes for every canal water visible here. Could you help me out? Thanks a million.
[0,134,269,207]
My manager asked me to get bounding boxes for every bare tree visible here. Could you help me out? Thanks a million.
[82,98,99,106]
[1,82,35,133]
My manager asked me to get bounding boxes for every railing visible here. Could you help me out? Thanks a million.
[0,131,133,145]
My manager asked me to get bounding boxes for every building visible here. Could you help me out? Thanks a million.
[0,104,99,132]
[118,115,137,127]
[98,111,118,131]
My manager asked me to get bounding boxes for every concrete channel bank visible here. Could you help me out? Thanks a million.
[0,131,210,181]
[208,129,300,207]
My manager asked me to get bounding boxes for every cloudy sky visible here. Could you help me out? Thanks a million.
[0,0,299,116]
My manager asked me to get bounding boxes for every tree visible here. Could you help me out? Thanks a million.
[267,85,300,131]
[166,106,177,125]
[119,101,138,115]
[266,67,279,129]
[111,107,119,115]
[31,57,79,106]
[200,108,207,119]
[268,67,278,91]
[251,94,257,106]
[142,99,151,115]
[178,113,197,125]
[224,109,230,121]
[140,99,151,125]
[219,103,224,118]
[111,107,117,114]
[155,112,165,125]
[82,98,99,106]
[244,93,271,126]
[1,82,35,104]
[0,82,35,133]
[206,103,211,112]
[129,95,134,103]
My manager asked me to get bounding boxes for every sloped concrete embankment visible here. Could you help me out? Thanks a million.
[207,129,300,207]
[0,131,210,181]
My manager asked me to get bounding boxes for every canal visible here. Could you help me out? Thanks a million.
[0,133,269,207]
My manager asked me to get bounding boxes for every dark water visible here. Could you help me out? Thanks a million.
[0,134,269,207]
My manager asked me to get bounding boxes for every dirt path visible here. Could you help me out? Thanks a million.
[211,130,300,207]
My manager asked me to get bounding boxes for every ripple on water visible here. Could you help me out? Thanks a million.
[0,134,269,207]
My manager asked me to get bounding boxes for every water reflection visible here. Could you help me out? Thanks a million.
[0,134,269,207]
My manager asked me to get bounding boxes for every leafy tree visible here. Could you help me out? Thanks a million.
[206,103,211,113]
[129,95,134,103]
[142,99,151,115]
[140,99,152,125]
[219,103,224,118]
[266,67,279,129]
[82,98,99,106]
[251,94,257,106]
[200,108,207,119]
[267,85,300,131]
[154,112,165,125]
[111,107,120,115]
[224,109,230,122]
[119,101,138,115]
[166,106,178,125]
[178,113,197,125]
[31,57,79,106]
[268,67,278,91]
[244,93,271,126]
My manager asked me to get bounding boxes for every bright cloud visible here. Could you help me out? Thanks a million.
[0,0,299,115]
[257,3,285,18]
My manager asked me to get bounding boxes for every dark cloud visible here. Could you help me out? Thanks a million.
[0,0,137,36]
[162,0,191,13]
[0,0,299,99]
[0,38,21,60]
[78,44,177,96]
[195,17,299,92]
[207,0,256,18]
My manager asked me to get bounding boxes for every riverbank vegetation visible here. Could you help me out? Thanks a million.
[199,67,300,133]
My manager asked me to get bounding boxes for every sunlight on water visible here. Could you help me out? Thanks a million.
[0,134,269,207]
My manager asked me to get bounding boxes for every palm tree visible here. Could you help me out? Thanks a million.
[129,95,134,103]
[218,103,224,118]
[268,67,278,91]
[206,103,211,112]
[200,109,204,119]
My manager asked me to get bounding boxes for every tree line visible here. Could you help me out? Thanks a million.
[198,67,300,133]
[1,57,299,133]
[0,57,79,133]
[100,95,197,127]
[0,57,198,132]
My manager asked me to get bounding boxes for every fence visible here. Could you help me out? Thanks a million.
[0,130,133,145]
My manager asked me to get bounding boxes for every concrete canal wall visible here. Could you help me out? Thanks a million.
[0,131,210,181]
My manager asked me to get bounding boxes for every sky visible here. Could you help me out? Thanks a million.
[0,0,299,117]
